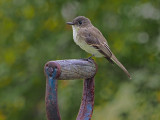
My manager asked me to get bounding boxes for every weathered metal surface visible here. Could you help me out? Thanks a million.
[44,59,97,120]
[76,77,95,120]
[46,59,97,80]
[45,62,61,120]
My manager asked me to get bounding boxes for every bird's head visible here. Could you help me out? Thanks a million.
[67,16,92,28]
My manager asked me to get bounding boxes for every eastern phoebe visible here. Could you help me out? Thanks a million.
[67,16,131,79]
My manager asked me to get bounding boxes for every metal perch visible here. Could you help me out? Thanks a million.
[44,59,97,120]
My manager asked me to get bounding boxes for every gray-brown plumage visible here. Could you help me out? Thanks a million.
[67,16,131,79]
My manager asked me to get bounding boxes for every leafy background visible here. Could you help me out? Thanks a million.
[0,0,160,120]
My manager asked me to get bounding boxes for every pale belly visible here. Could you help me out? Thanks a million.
[72,26,103,57]
[77,40,103,57]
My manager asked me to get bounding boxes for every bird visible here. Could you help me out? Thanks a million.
[66,16,131,79]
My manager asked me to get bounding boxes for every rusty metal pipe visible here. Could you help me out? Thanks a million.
[44,59,97,120]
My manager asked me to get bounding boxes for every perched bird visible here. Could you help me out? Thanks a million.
[67,16,131,79]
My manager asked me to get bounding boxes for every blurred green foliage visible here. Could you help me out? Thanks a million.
[0,0,160,120]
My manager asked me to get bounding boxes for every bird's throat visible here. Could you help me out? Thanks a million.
[72,26,80,43]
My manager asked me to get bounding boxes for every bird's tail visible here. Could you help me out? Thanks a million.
[110,54,131,79]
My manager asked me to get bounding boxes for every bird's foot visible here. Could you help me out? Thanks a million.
[87,54,95,59]
[81,55,94,63]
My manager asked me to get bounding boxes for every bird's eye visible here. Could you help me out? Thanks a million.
[78,21,82,25]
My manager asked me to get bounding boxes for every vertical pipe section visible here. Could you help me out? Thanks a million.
[76,77,95,120]
[45,62,61,120]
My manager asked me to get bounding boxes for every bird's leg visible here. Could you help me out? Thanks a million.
[87,54,95,59]
[81,54,95,63]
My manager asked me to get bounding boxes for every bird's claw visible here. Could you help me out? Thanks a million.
[80,58,94,63]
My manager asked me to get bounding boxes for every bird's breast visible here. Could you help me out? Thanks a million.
[72,26,79,43]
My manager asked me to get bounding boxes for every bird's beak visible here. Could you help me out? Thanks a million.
[66,22,74,25]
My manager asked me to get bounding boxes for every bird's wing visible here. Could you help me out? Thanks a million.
[79,27,131,78]
[79,27,113,61]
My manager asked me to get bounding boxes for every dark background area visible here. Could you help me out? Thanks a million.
[0,0,160,120]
